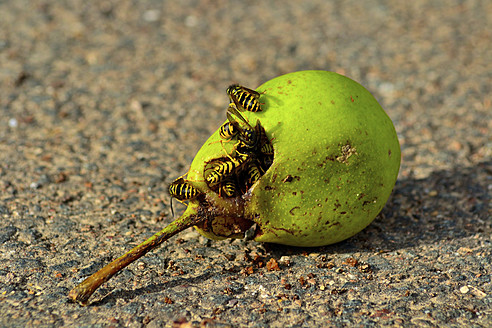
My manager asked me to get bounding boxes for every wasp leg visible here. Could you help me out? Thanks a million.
[169,196,190,218]
[218,138,241,162]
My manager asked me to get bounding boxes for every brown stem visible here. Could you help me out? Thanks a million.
[68,209,206,305]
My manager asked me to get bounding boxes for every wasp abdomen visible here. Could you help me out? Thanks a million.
[246,164,261,186]
[227,84,262,112]
[221,180,236,197]
[219,122,238,140]
[169,178,201,201]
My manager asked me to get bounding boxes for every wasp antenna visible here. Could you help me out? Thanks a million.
[170,197,175,218]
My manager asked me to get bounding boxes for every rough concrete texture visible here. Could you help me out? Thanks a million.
[0,1,490,327]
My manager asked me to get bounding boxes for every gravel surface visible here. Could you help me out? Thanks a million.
[0,1,490,327]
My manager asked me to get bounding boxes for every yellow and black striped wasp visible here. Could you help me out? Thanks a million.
[203,89,273,198]
[225,104,263,153]
[259,139,274,172]
[168,176,202,216]
[205,152,250,187]
[227,84,262,112]
[260,142,273,156]
[212,105,273,184]
[219,121,238,140]
[245,163,261,187]
[216,104,250,149]
[220,179,237,197]
[227,105,274,168]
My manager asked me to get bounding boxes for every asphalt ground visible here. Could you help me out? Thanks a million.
[0,1,490,327]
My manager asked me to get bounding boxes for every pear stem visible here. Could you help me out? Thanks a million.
[68,209,206,305]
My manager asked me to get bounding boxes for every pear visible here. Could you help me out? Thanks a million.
[68,70,400,304]
[188,70,400,246]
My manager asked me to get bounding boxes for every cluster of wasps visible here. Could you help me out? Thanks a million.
[168,84,274,210]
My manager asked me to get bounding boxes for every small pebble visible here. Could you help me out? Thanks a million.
[278,256,291,266]
[142,10,160,22]
[184,15,197,27]
[428,190,438,197]
[8,118,18,128]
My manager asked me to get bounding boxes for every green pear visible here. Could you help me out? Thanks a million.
[187,70,400,246]
[68,70,400,304]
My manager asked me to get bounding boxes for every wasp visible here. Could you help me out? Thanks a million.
[258,138,274,171]
[219,121,238,140]
[225,105,274,172]
[168,177,201,201]
[260,142,274,156]
[225,104,264,153]
[227,84,262,112]
[220,179,237,197]
[168,176,202,216]
[205,152,249,186]
[205,170,224,187]
[216,105,253,152]
[246,163,261,187]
